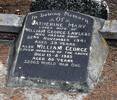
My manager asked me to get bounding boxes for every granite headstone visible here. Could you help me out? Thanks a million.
[8,11,108,92]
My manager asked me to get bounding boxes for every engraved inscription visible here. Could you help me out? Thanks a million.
[13,11,94,82]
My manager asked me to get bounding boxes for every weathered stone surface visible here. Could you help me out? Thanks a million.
[100,20,117,39]
[7,11,108,92]
[0,14,24,33]
[0,0,117,99]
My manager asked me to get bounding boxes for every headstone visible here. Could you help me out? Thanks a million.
[7,11,108,92]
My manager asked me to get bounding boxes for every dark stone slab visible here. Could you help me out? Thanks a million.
[10,11,94,83]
